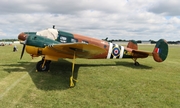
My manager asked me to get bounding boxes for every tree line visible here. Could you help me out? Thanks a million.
[0,39,18,42]
[1,38,180,44]
[103,38,180,44]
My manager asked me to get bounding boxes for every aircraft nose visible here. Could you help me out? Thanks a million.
[18,32,27,41]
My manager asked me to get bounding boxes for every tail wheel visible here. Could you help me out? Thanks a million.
[36,60,51,72]
[133,58,140,66]
[134,61,140,66]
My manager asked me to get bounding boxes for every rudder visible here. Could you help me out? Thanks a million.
[153,39,168,62]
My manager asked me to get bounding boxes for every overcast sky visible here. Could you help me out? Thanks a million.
[0,0,180,41]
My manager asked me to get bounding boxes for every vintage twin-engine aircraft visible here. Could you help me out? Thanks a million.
[18,28,168,87]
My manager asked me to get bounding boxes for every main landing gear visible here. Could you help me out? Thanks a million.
[35,54,77,87]
[36,57,51,72]
[69,51,77,87]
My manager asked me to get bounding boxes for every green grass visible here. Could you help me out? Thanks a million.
[0,44,180,108]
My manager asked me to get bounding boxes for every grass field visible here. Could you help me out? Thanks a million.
[0,44,180,108]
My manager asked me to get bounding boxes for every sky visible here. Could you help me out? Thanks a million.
[0,0,180,41]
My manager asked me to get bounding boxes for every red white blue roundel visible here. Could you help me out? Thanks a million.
[112,47,120,56]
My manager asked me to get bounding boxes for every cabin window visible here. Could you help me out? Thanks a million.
[71,38,78,43]
[60,36,67,43]
[82,40,89,44]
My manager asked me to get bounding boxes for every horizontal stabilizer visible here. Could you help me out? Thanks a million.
[132,50,152,58]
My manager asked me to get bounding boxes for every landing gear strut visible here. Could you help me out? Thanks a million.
[70,51,77,87]
[36,57,51,72]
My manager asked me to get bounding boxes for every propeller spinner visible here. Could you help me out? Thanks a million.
[18,32,27,41]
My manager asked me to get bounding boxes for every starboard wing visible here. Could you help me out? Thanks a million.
[47,43,106,58]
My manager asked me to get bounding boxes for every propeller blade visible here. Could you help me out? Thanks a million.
[20,44,26,59]
[18,32,28,60]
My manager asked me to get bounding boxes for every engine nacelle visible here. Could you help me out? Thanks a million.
[26,45,43,56]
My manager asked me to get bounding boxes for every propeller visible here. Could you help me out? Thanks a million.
[20,43,26,59]
[18,33,28,59]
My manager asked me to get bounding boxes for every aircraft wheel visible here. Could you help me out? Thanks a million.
[134,62,140,66]
[36,60,50,72]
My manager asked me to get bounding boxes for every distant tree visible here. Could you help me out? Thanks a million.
[105,37,108,41]
[167,41,177,44]
[150,40,156,44]
[137,40,141,43]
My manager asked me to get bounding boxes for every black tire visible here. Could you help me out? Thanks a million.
[36,60,50,72]
[134,62,140,66]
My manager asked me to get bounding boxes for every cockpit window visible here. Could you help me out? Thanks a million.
[82,40,89,44]
[71,38,78,43]
[60,36,67,43]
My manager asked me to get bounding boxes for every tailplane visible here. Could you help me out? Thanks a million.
[153,39,168,62]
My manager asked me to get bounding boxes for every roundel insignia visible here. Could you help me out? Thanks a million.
[112,47,120,56]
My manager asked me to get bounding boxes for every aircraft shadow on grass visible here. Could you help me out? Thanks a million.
[1,59,152,91]
[0,62,34,73]
[77,61,152,69]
